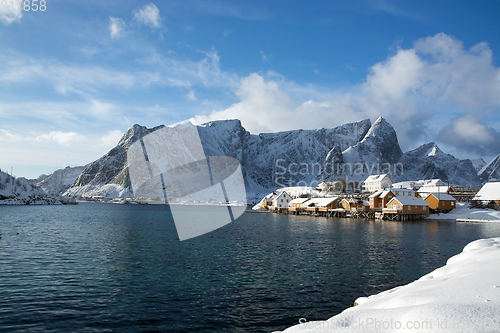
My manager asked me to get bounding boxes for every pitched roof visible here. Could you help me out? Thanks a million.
[473,182,500,201]
[369,190,383,198]
[418,186,452,193]
[422,193,456,201]
[289,198,309,205]
[389,196,430,206]
[364,174,391,182]
[307,197,338,206]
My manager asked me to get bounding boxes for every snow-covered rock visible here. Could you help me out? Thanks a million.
[274,237,500,333]
[64,124,164,198]
[0,171,64,205]
[478,154,500,183]
[472,158,486,173]
[63,118,483,201]
[35,165,86,194]
[396,142,481,188]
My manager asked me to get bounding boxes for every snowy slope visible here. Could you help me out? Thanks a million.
[63,118,483,201]
[341,117,403,181]
[478,154,500,183]
[0,171,63,204]
[35,165,86,194]
[396,142,481,188]
[472,158,486,173]
[274,237,500,333]
[64,124,164,198]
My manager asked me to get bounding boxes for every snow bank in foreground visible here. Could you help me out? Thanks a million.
[273,237,500,333]
[428,202,500,222]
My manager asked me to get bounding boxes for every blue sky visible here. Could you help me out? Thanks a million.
[1,0,499,178]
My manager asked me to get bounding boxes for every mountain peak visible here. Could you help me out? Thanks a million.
[478,153,500,182]
[118,124,165,148]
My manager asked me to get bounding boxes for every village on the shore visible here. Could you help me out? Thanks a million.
[254,174,500,221]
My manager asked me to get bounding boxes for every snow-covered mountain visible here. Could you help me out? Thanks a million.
[62,117,483,201]
[0,171,67,204]
[472,158,486,173]
[35,165,87,194]
[64,124,165,198]
[395,142,481,188]
[478,154,500,183]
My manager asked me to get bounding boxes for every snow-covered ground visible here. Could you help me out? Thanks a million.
[428,202,500,222]
[273,237,500,333]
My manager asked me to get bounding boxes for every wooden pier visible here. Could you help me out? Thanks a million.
[269,206,429,221]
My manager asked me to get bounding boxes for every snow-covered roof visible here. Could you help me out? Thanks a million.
[272,191,291,201]
[420,179,445,186]
[364,174,390,182]
[391,181,423,189]
[289,198,309,205]
[418,186,451,194]
[387,188,415,193]
[423,193,456,201]
[368,190,383,198]
[379,190,394,198]
[473,182,500,201]
[389,196,430,206]
[307,197,338,207]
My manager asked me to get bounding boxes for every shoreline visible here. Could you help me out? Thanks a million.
[273,237,500,333]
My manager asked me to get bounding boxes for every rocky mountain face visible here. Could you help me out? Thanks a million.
[62,117,486,201]
[0,171,66,204]
[64,124,164,198]
[472,158,486,173]
[478,154,500,183]
[395,142,481,188]
[35,165,87,194]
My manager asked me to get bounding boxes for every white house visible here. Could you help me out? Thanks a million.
[363,174,392,192]
[389,188,416,197]
[272,191,293,210]
[418,186,453,196]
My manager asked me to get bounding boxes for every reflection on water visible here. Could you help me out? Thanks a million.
[1,203,499,333]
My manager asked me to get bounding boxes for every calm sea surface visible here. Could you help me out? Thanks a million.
[1,203,500,332]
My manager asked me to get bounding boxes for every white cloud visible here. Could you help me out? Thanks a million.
[109,16,126,39]
[89,99,116,119]
[96,130,123,147]
[35,131,85,146]
[0,3,22,25]
[0,129,21,142]
[0,49,231,97]
[260,50,270,63]
[193,33,500,154]
[134,3,162,28]
[186,90,197,101]
[438,115,500,155]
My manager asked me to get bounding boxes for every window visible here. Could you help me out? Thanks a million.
[422,206,425,210]
[408,205,411,210]
[441,202,444,206]
[452,202,455,206]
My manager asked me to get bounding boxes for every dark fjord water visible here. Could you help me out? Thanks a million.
[1,203,500,333]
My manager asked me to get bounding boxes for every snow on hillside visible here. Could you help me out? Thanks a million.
[0,171,64,205]
[478,154,500,183]
[36,165,86,194]
[62,118,485,202]
[273,237,500,333]
[395,142,481,188]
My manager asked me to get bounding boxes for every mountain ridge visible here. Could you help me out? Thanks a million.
[58,117,487,201]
